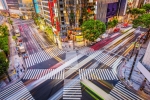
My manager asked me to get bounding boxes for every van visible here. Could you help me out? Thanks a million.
[15,33,21,37]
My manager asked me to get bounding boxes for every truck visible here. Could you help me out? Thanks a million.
[18,46,26,53]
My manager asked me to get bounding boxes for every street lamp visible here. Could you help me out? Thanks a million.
[128,35,145,80]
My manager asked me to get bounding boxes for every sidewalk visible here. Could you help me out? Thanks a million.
[118,39,150,99]
[0,23,26,90]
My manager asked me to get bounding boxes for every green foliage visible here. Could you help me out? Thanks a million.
[0,51,9,76]
[142,4,150,12]
[112,19,118,27]
[0,25,8,37]
[12,36,17,40]
[45,26,53,34]
[82,8,89,21]
[81,19,106,42]
[107,19,118,29]
[8,18,13,25]
[33,13,41,25]
[133,14,150,28]
[0,25,9,56]
[127,8,146,15]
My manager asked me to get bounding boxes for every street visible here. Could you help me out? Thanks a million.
[0,19,145,100]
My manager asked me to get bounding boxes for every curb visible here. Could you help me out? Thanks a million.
[117,60,150,100]
[0,24,28,92]
[0,58,27,92]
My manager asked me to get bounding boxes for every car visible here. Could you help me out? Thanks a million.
[23,53,28,59]
[122,23,128,28]
[113,28,120,33]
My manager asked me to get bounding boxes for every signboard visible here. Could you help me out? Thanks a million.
[76,35,83,42]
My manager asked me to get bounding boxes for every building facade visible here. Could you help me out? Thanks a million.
[39,0,127,35]
[18,0,35,19]
[0,0,8,10]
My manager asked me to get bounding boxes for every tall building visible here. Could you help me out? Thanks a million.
[5,0,22,15]
[6,0,19,10]
[37,0,128,48]
[0,0,8,10]
[18,0,35,19]
[39,0,127,35]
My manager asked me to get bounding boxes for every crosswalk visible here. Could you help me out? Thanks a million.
[0,81,34,100]
[63,79,82,100]
[24,47,66,68]
[45,47,66,57]
[110,81,144,100]
[78,48,123,69]
[95,52,118,66]
[24,51,52,68]
[78,47,94,55]
[79,69,118,80]
[23,69,64,79]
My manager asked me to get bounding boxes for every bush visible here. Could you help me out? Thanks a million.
[0,25,9,56]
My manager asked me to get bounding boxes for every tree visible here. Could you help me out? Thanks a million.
[0,25,8,36]
[0,51,11,82]
[127,8,146,18]
[133,14,150,43]
[0,25,9,56]
[81,19,106,42]
[142,3,150,13]
[132,13,150,28]
[44,26,54,40]
[33,13,41,25]
[127,8,146,23]
[107,19,118,33]
[8,18,13,25]
[45,26,53,34]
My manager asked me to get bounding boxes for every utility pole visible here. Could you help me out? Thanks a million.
[128,46,139,80]
[129,41,137,59]
[128,38,140,80]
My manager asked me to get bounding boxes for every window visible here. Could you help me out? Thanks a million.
[60,4,63,8]
[43,7,49,11]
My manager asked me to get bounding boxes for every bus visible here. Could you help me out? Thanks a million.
[81,79,114,100]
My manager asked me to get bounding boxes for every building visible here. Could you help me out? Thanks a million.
[0,0,8,10]
[37,0,128,48]
[5,0,22,15]
[142,42,150,69]
[18,0,35,19]
[39,0,127,34]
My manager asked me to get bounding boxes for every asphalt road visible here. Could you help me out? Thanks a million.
[1,19,146,100]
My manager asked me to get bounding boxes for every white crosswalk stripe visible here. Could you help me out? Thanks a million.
[94,52,120,66]
[23,69,64,79]
[0,81,34,100]
[110,81,144,100]
[45,47,66,57]
[79,69,118,80]
[63,79,82,100]
[24,51,52,68]
[78,47,94,55]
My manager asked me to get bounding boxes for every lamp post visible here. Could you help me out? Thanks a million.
[128,38,141,80]
[128,44,139,80]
